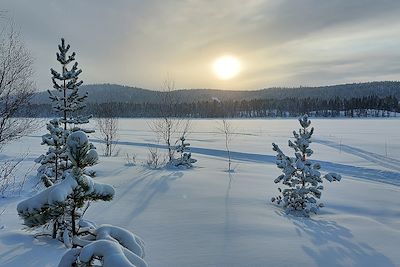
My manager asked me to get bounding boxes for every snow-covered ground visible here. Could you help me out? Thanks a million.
[1,118,400,267]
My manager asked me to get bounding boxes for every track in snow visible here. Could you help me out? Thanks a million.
[314,139,400,173]
[91,139,400,186]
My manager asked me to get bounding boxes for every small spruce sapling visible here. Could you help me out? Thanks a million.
[174,135,197,168]
[271,115,341,216]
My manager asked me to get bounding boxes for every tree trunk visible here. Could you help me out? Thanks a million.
[52,221,57,239]
[55,155,58,182]
[63,75,67,130]
[71,206,76,236]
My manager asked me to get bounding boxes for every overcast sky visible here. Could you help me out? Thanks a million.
[3,0,400,90]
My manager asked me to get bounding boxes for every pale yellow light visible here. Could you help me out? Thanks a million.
[212,55,241,80]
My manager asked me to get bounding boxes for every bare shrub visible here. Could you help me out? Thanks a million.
[148,78,191,163]
[0,18,37,150]
[0,153,34,197]
[0,17,37,197]
[96,116,119,157]
[146,147,164,169]
[95,102,119,157]
[125,153,136,166]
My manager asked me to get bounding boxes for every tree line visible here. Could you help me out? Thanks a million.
[22,94,399,118]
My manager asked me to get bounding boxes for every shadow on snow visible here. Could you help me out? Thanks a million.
[278,213,396,267]
[90,139,400,186]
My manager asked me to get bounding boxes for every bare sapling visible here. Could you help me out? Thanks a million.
[218,119,235,172]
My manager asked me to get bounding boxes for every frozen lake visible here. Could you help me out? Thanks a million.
[1,118,400,267]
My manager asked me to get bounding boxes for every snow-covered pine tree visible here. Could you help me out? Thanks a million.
[35,119,67,187]
[49,38,91,132]
[36,38,95,187]
[173,135,197,168]
[271,115,341,216]
[17,131,114,242]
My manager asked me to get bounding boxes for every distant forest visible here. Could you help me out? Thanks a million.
[24,95,399,118]
[31,81,400,104]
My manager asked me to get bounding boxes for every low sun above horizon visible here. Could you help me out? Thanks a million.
[212,55,241,80]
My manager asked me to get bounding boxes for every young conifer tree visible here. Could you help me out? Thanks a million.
[271,115,341,216]
[18,131,114,242]
[173,135,197,168]
[36,38,94,187]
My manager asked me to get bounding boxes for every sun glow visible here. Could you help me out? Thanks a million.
[212,55,241,80]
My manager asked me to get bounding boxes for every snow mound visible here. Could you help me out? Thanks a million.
[95,224,145,258]
[59,240,147,267]
[59,224,147,267]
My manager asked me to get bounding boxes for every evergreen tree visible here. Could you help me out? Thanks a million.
[173,135,197,168]
[36,38,94,187]
[271,115,341,216]
[17,131,114,242]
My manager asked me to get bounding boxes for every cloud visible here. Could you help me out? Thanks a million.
[2,0,400,90]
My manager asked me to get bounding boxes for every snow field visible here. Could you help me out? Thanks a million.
[1,118,400,266]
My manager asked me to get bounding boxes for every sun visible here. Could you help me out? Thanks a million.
[212,55,241,80]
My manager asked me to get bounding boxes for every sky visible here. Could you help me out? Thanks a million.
[3,0,400,90]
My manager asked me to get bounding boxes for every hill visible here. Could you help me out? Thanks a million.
[32,81,400,104]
